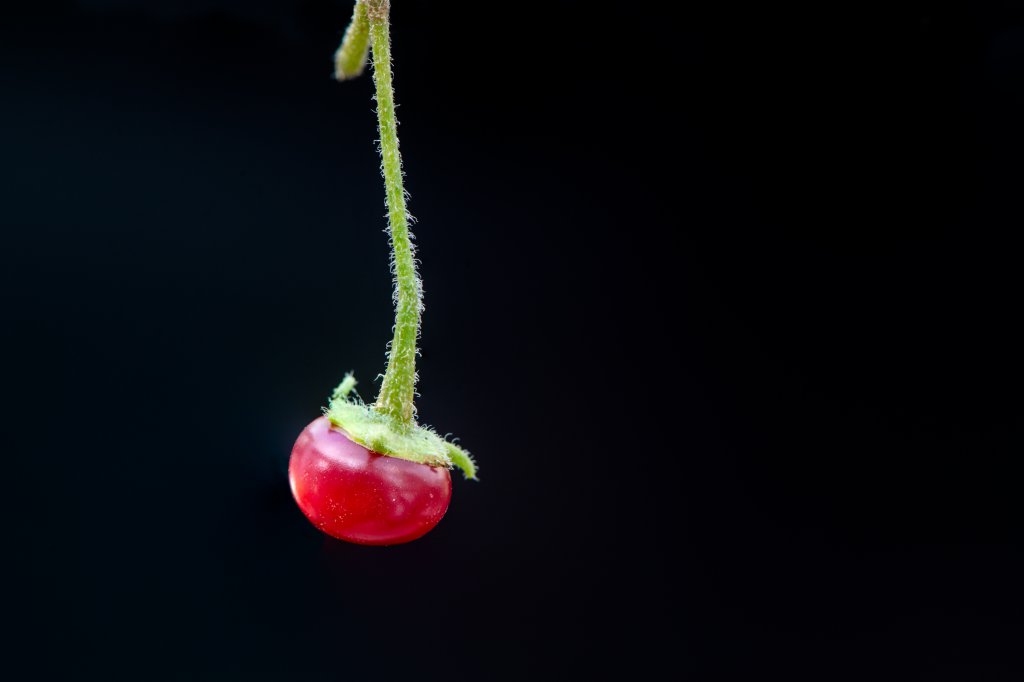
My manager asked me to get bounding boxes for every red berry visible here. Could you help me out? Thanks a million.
[288,416,452,545]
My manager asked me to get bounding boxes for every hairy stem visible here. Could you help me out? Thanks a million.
[333,1,370,80]
[367,1,420,425]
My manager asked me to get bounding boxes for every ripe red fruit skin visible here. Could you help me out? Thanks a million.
[288,416,452,545]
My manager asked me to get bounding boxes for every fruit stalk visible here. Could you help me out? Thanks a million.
[366,0,420,425]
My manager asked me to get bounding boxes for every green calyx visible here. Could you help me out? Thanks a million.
[325,375,478,480]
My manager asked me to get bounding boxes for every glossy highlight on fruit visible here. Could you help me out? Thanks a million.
[288,416,452,545]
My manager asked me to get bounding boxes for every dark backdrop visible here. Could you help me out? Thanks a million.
[3,1,1023,679]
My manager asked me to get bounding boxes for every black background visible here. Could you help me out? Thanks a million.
[3,1,1024,679]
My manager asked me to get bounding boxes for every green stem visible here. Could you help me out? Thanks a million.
[333,1,370,80]
[367,0,420,426]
